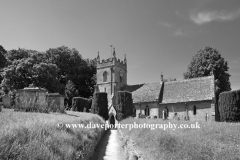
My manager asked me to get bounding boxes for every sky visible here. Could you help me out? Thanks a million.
[0,0,240,90]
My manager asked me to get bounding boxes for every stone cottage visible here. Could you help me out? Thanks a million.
[95,49,216,121]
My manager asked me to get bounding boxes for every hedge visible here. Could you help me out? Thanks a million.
[72,97,91,112]
[116,91,134,121]
[91,92,108,120]
[219,90,240,122]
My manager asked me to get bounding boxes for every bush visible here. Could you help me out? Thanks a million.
[91,92,108,120]
[116,91,134,121]
[72,97,90,112]
[219,90,240,122]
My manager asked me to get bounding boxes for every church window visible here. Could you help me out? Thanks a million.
[133,107,136,117]
[193,105,197,115]
[145,105,150,116]
[119,70,123,83]
[120,75,122,83]
[103,71,108,82]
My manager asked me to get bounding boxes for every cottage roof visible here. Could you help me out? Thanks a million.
[161,76,215,103]
[127,76,215,104]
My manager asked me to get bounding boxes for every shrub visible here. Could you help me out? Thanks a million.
[91,92,108,120]
[219,90,240,122]
[116,91,134,121]
[72,97,91,112]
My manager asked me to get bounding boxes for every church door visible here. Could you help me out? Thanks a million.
[109,115,115,127]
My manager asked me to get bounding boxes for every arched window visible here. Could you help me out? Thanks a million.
[119,70,123,83]
[120,76,122,83]
[133,107,136,117]
[103,71,108,82]
[145,105,150,116]
[193,105,197,115]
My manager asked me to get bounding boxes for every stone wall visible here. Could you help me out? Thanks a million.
[134,100,214,121]
[134,102,158,118]
[159,100,214,121]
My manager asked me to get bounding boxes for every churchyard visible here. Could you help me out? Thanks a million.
[0,109,105,160]
[120,118,240,160]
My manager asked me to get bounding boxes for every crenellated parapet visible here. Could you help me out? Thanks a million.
[97,55,127,70]
[114,58,127,70]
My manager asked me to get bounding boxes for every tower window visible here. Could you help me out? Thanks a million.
[103,71,108,82]
[119,70,123,83]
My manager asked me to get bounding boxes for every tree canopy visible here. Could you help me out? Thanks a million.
[183,46,231,95]
[0,45,7,69]
[0,46,96,103]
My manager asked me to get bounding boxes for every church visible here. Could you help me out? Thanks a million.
[95,48,216,122]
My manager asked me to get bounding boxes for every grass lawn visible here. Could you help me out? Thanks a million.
[0,109,105,160]
[120,118,240,160]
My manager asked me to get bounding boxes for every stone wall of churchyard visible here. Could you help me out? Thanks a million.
[159,100,214,121]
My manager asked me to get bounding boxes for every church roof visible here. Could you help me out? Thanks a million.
[127,76,215,104]
[161,76,215,103]
[128,82,162,103]
[122,84,144,93]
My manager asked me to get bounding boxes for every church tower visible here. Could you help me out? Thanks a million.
[96,47,127,106]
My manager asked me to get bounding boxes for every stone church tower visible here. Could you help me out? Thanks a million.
[96,48,127,106]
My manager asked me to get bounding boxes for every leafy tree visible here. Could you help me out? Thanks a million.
[0,45,7,86]
[46,46,96,98]
[32,62,65,94]
[0,45,7,69]
[65,80,79,107]
[1,46,96,99]
[5,48,32,62]
[183,46,231,121]
[1,57,63,94]
[183,46,231,94]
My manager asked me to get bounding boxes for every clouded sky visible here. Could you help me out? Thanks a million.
[1,0,240,90]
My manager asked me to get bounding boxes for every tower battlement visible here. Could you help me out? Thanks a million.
[96,48,127,70]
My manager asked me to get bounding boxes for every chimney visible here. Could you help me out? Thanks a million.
[161,72,163,82]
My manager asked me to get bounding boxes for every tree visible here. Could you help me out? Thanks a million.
[183,46,231,94]
[0,45,7,69]
[32,62,65,94]
[183,46,231,121]
[0,45,7,86]
[65,80,79,107]
[1,57,64,94]
[45,46,96,98]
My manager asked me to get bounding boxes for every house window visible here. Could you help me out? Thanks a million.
[104,87,106,92]
[145,105,150,116]
[193,105,197,115]
[103,71,108,82]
